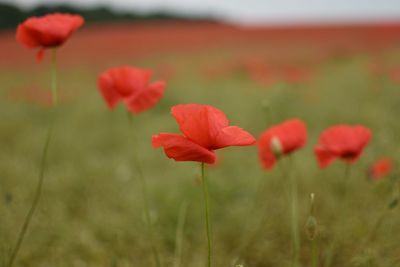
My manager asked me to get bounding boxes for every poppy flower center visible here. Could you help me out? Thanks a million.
[341,150,357,159]
[270,136,283,157]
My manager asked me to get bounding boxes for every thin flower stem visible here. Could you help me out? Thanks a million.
[311,238,319,267]
[201,163,212,267]
[288,156,300,267]
[324,164,352,267]
[8,48,59,267]
[173,201,189,267]
[128,115,161,267]
[51,48,58,106]
[7,128,52,267]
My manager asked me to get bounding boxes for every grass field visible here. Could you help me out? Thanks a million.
[1,21,400,267]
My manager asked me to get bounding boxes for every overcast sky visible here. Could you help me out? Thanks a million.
[3,0,400,25]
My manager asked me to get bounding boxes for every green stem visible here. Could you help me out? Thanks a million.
[201,163,212,267]
[8,128,52,267]
[8,48,59,267]
[324,165,352,267]
[128,115,161,267]
[288,156,300,267]
[173,201,188,267]
[51,48,58,106]
[311,238,318,267]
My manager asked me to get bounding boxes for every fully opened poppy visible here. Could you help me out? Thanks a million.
[258,119,307,170]
[314,125,372,168]
[152,104,256,164]
[369,157,393,180]
[16,13,84,60]
[97,66,166,113]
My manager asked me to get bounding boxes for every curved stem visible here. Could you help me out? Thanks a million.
[201,163,212,267]
[128,115,161,267]
[8,127,52,267]
[8,48,59,267]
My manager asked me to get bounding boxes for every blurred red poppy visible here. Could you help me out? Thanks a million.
[258,119,307,170]
[97,66,166,113]
[152,104,256,164]
[314,125,372,168]
[16,13,84,60]
[369,157,393,180]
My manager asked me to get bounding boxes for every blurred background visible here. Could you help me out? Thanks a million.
[1,1,400,267]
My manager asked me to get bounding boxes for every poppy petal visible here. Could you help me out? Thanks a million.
[16,13,84,49]
[97,72,121,109]
[16,24,41,48]
[258,142,277,170]
[152,133,216,164]
[315,125,371,167]
[214,126,256,149]
[171,104,229,148]
[258,119,307,170]
[314,145,336,168]
[111,66,152,97]
[125,80,165,113]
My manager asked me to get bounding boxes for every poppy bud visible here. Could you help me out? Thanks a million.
[305,193,318,240]
[270,136,283,157]
[305,216,318,240]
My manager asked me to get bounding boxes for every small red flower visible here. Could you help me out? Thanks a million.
[369,157,393,180]
[16,13,84,60]
[258,119,307,170]
[97,66,166,113]
[152,104,256,164]
[314,125,372,168]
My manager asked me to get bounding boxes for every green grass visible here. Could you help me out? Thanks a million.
[1,46,400,267]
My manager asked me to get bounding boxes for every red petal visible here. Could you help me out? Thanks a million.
[16,23,41,48]
[110,66,152,97]
[214,126,256,149]
[258,119,307,170]
[171,104,229,148]
[314,145,336,168]
[258,134,277,170]
[316,125,371,166]
[152,133,216,164]
[97,71,121,109]
[17,13,84,48]
[125,80,165,113]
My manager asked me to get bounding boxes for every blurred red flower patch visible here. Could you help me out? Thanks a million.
[97,66,166,113]
[258,119,307,170]
[152,104,256,164]
[16,13,84,60]
[369,157,393,180]
[314,125,372,168]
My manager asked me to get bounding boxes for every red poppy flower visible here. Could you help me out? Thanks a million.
[314,125,372,168]
[369,157,393,180]
[97,66,166,113]
[16,13,84,60]
[152,104,256,164]
[258,119,307,170]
